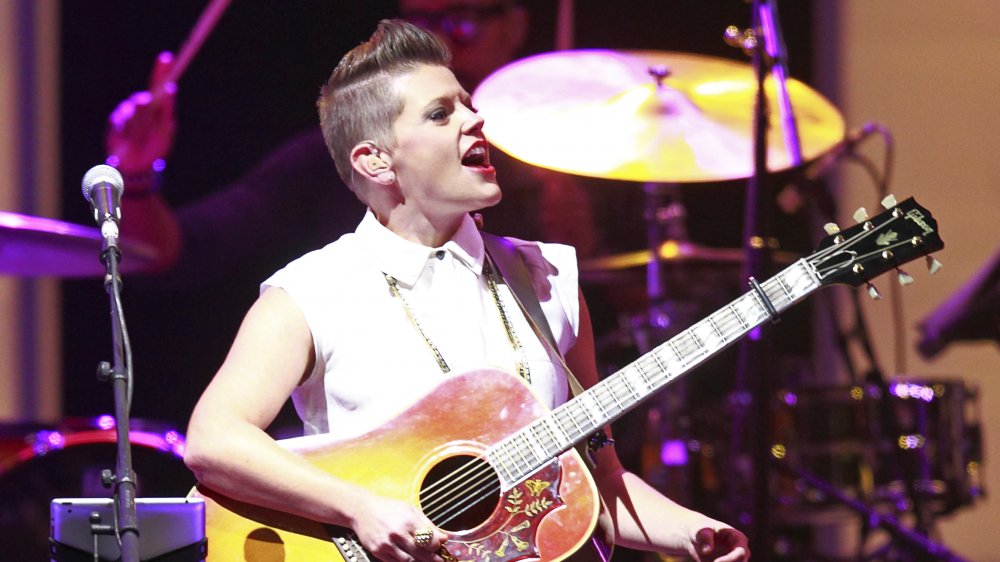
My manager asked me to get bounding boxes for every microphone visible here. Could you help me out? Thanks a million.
[805,122,880,182]
[81,164,125,249]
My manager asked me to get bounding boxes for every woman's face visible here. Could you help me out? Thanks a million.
[388,64,500,222]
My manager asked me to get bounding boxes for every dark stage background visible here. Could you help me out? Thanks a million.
[59,0,816,455]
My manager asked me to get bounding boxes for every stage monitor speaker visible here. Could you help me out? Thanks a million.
[49,497,205,562]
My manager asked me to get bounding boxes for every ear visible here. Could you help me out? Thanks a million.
[350,143,396,185]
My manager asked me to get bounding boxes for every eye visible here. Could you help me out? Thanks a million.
[428,107,449,122]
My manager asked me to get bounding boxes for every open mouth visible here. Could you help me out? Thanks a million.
[461,141,492,169]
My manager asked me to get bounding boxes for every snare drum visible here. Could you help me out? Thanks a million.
[0,417,192,562]
[773,379,983,514]
[873,380,984,513]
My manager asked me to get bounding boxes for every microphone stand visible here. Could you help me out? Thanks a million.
[95,228,141,562]
[731,0,802,554]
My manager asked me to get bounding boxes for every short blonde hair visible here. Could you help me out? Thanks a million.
[317,19,451,202]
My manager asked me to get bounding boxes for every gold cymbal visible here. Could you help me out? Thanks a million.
[0,211,155,277]
[582,239,798,276]
[474,49,845,183]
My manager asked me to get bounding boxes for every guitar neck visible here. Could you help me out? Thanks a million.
[488,259,822,488]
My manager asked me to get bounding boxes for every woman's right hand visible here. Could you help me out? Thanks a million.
[348,490,449,562]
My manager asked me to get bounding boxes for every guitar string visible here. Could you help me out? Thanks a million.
[420,253,831,523]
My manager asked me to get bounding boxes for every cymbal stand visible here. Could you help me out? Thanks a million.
[641,181,694,503]
[729,0,803,552]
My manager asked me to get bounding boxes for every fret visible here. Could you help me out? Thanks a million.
[625,358,660,393]
[491,448,516,484]
[619,369,642,401]
[649,348,668,377]
[691,320,723,351]
[632,361,655,392]
[667,339,686,366]
[688,328,706,351]
[526,425,550,460]
[677,332,706,360]
[774,272,794,304]
[543,416,570,446]
[707,315,726,340]
[559,405,585,436]
[578,392,605,424]
[735,293,766,326]
[500,441,529,476]
[728,303,750,330]
[511,435,533,469]
[593,385,617,418]
[606,381,627,411]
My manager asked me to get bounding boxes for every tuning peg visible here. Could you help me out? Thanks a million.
[853,207,869,223]
[823,223,841,235]
[881,194,898,209]
[897,268,915,286]
[867,282,882,300]
[926,255,942,274]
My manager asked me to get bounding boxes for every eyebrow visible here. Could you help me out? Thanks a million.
[419,90,472,113]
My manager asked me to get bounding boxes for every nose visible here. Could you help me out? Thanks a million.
[460,106,485,134]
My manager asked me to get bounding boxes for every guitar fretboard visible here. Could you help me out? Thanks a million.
[487,259,821,489]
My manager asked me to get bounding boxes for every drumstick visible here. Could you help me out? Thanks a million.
[153,0,234,95]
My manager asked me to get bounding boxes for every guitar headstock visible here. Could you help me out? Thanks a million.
[810,196,944,289]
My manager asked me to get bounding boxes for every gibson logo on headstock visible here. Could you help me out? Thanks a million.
[905,209,935,236]
[876,231,899,246]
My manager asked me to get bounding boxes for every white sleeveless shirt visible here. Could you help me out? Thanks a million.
[262,211,581,440]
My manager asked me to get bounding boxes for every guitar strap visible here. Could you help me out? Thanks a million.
[481,233,586,398]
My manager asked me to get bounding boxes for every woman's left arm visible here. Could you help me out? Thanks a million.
[564,289,751,561]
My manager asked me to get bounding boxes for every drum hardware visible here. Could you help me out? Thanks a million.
[772,459,970,562]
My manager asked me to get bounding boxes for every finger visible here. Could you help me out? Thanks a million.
[382,537,415,562]
[695,527,716,557]
[714,546,748,562]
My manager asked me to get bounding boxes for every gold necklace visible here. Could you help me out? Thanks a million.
[383,256,530,382]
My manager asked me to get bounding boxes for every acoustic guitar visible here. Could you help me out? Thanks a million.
[191,197,943,562]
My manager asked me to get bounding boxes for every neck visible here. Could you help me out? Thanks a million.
[380,207,465,247]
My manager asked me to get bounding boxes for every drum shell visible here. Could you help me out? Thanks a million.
[0,419,192,562]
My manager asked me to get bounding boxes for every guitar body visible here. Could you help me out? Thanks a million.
[190,368,603,562]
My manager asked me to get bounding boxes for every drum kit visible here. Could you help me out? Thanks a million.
[469,37,984,559]
[0,10,983,562]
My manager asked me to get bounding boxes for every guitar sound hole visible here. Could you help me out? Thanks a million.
[420,454,500,533]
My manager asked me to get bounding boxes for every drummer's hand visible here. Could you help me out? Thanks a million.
[106,51,177,175]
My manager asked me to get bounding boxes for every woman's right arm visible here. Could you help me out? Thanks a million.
[184,287,445,562]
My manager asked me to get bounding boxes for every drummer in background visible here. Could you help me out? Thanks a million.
[182,18,750,561]
[108,0,598,285]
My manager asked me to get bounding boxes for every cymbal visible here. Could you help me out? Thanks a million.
[581,240,798,281]
[0,211,155,277]
[474,49,845,183]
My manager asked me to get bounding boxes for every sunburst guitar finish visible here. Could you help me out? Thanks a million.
[190,368,602,562]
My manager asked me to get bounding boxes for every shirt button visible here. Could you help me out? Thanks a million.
[435,250,446,260]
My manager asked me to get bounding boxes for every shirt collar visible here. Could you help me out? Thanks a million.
[357,211,484,286]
